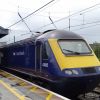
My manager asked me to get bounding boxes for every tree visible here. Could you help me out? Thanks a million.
[94,46,100,60]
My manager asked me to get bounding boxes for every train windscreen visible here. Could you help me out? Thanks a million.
[58,40,92,55]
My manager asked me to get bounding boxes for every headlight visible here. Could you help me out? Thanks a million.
[64,69,79,75]
[72,69,79,75]
[97,67,100,71]
[64,70,73,75]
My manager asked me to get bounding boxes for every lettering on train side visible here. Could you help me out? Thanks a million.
[42,63,48,67]
[13,51,24,56]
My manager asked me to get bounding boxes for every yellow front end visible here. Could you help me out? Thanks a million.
[48,39,100,70]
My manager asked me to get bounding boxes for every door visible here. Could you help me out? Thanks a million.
[35,42,42,72]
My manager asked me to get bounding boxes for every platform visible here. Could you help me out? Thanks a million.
[0,78,28,100]
[0,80,22,100]
[0,70,70,100]
[0,26,8,38]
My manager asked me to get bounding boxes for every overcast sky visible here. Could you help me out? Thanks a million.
[0,0,100,43]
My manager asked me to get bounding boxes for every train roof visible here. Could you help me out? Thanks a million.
[37,30,83,40]
[0,30,84,48]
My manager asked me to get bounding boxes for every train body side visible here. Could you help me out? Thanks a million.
[0,40,60,77]
[1,43,35,68]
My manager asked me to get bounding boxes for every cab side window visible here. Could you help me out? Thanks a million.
[42,42,48,59]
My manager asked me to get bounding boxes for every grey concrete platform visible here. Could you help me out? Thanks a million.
[0,82,18,100]
[0,70,69,100]
[0,78,32,100]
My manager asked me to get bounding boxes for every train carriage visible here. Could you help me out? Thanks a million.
[0,30,100,98]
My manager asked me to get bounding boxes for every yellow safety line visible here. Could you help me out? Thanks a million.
[46,93,53,100]
[0,80,25,100]
[18,82,28,86]
[30,86,37,92]
[8,77,17,80]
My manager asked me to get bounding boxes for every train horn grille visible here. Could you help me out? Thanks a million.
[82,67,96,74]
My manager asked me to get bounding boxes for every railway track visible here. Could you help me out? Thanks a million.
[0,69,69,100]
[78,85,100,100]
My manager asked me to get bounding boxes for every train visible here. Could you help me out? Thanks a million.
[0,30,100,99]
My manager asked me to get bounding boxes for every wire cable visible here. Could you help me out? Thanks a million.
[37,2,100,30]
[72,23,100,31]
[7,0,56,28]
[63,20,100,30]
[18,12,32,32]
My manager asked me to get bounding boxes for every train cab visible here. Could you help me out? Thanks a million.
[36,30,100,97]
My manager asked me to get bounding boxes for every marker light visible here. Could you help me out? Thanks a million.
[65,70,73,75]
[97,67,100,71]
[72,70,79,75]
[64,69,79,75]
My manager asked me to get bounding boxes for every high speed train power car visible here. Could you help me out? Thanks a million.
[0,30,100,98]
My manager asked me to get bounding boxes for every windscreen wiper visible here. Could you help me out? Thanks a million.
[63,49,80,55]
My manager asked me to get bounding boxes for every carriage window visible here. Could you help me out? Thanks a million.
[58,40,92,55]
[42,42,48,59]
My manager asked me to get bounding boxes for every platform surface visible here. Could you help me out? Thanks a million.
[0,81,18,100]
[0,70,69,100]
[0,79,30,100]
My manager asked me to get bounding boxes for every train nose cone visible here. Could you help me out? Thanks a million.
[50,75,100,99]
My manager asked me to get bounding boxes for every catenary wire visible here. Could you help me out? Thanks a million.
[37,2,100,30]
[72,23,100,31]
[63,20,100,30]
[7,0,56,28]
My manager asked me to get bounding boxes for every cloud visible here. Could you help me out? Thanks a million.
[0,0,100,43]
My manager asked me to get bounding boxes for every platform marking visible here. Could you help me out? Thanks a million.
[0,80,26,100]
[30,86,37,92]
[0,70,69,100]
[46,93,53,100]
